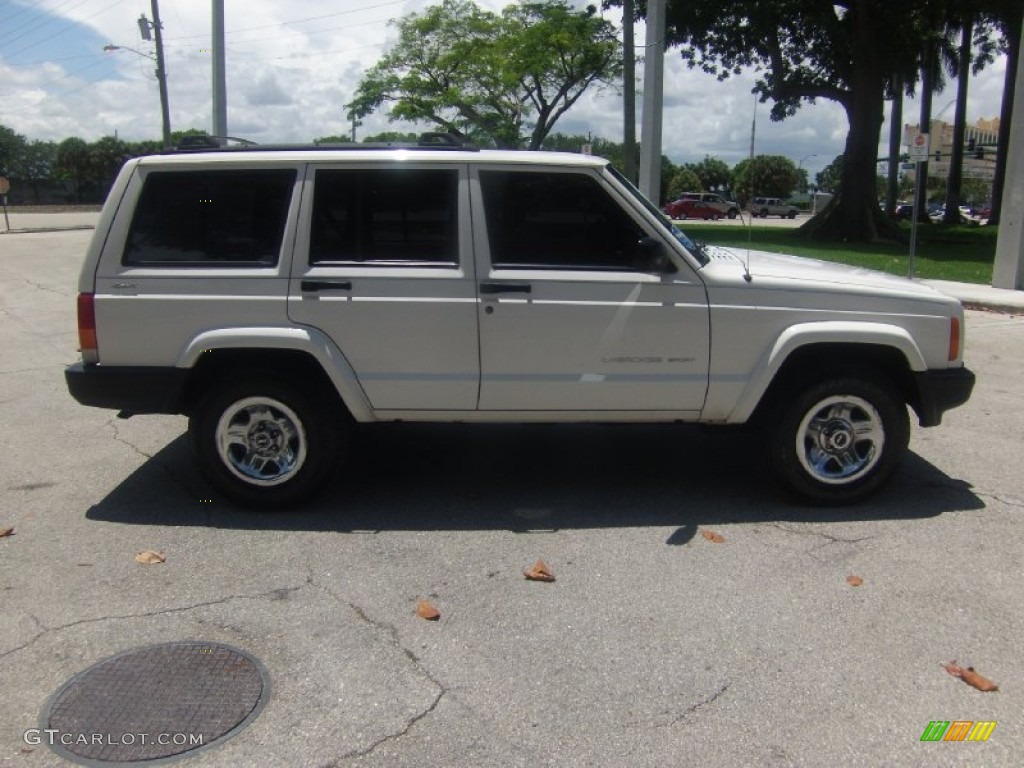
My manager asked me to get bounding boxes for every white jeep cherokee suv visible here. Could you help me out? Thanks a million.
[65,139,974,508]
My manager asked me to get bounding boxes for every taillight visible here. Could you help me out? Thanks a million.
[948,316,960,362]
[77,292,98,362]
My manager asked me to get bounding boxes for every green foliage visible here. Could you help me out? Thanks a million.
[815,155,844,194]
[348,0,622,150]
[665,166,702,199]
[688,156,732,193]
[312,135,354,144]
[732,155,800,203]
[540,133,627,167]
[361,131,419,143]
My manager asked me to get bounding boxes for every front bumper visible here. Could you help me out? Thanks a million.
[65,362,188,415]
[913,366,976,427]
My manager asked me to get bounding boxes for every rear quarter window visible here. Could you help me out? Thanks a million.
[123,168,296,266]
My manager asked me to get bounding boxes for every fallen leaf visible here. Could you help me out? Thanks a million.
[134,549,166,564]
[524,559,555,582]
[941,660,999,692]
[416,599,441,621]
[961,667,999,692]
[0,527,14,538]
[846,575,864,587]
[700,530,726,543]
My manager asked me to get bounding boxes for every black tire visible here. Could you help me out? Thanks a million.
[727,209,738,219]
[189,377,345,509]
[768,376,909,504]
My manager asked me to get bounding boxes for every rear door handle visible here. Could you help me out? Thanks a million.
[301,280,352,292]
[479,282,532,295]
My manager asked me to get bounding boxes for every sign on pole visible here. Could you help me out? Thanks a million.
[909,133,930,163]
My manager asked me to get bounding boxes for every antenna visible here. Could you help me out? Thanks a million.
[743,95,755,282]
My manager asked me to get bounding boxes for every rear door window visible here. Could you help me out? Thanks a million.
[123,169,296,266]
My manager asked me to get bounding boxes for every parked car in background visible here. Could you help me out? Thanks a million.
[669,192,740,219]
[662,198,722,220]
[892,204,914,221]
[748,197,799,219]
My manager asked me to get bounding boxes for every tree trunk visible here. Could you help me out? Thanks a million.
[988,2,1022,227]
[622,0,637,184]
[799,6,901,242]
[914,37,936,223]
[943,15,973,225]
[886,72,904,216]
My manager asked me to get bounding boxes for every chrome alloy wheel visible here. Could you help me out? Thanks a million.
[215,396,308,486]
[795,394,885,485]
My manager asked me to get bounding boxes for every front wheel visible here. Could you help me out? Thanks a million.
[190,378,344,509]
[768,377,909,504]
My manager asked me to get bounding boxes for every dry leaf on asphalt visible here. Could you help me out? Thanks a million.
[700,530,726,543]
[846,575,864,587]
[0,527,14,538]
[134,549,166,564]
[523,559,555,582]
[942,660,999,692]
[416,599,441,621]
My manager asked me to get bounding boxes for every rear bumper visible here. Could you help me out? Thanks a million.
[65,362,187,415]
[913,367,976,427]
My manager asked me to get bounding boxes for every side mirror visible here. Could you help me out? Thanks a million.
[633,237,675,273]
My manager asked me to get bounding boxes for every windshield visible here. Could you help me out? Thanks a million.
[606,165,709,266]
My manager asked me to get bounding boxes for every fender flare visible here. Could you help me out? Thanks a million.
[728,321,927,423]
[176,326,375,421]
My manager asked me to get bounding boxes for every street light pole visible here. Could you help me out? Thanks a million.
[103,36,171,149]
[150,0,172,150]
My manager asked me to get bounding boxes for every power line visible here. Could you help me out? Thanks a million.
[0,0,95,46]
[3,0,127,60]
[161,0,402,42]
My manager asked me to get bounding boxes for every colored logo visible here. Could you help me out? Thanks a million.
[920,721,996,742]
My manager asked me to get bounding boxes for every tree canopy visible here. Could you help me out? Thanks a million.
[732,155,801,203]
[624,0,1009,242]
[347,0,622,150]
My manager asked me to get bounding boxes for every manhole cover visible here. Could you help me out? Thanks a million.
[41,642,270,766]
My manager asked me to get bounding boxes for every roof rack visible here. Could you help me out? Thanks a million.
[170,132,479,153]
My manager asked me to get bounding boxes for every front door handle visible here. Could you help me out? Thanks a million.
[301,280,352,292]
[479,282,532,295]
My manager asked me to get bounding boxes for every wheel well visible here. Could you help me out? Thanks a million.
[181,349,345,417]
[751,343,917,424]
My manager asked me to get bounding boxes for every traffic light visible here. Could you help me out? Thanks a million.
[967,137,976,152]
[934,150,941,162]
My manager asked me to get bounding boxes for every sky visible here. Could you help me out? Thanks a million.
[0,0,1010,183]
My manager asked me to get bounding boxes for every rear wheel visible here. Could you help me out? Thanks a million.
[768,376,909,504]
[190,377,345,509]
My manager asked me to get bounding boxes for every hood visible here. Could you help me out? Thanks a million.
[703,245,955,302]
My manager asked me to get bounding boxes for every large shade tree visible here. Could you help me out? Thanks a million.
[347,0,622,150]
[650,0,943,242]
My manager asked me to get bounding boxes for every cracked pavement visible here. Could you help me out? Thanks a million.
[2,230,1023,766]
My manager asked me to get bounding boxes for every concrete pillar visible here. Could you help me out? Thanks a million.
[638,0,665,204]
[993,13,1024,290]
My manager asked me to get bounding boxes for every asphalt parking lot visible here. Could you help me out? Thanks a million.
[1,229,1022,767]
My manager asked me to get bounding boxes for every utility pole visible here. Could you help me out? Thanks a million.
[212,0,227,144]
[622,0,637,184]
[993,10,1024,290]
[138,1,171,149]
[638,0,665,203]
